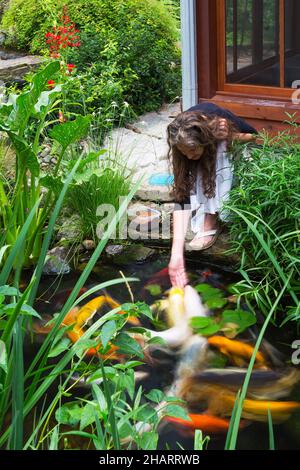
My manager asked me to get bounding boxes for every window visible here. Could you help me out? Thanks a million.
[224,0,300,90]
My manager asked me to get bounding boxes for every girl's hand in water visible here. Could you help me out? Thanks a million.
[168,254,189,288]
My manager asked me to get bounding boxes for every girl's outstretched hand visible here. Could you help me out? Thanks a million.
[168,254,189,288]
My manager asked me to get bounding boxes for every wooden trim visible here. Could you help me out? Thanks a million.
[217,0,226,90]
[196,0,300,125]
[196,0,218,99]
[223,83,294,99]
[202,93,300,125]
[232,0,238,73]
[280,0,285,87]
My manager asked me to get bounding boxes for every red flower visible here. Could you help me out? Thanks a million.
[45,6,80,56]
[66,63,75,74]
[47,79,55,89]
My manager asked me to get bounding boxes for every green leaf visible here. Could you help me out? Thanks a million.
[195,284,225,302]
[122,369,135,401]
[139,431,159,450]
[164,404,191,421]
[220,309,257,334]
[91,384,107,412]
[48,338,71,358]
[206,297,228,309]
[50,115,91,151]
[190,317,212,328]
[114,361,144,370]
[8,133,39,177]
[135,405,158,424]
[118,422,135,440]
[80,403,98,430]
[100,320,117,349]
[147,336,166,346]
[4,304,41,318]
[0,286,19,296]
[0,340,7,373]
[8,61,60,132]
[34,85,62,115]
[55,402,82,427]
[40,174,64,196]
[135,302,153,320]
[144,284,162,296]
[88,367,116,382]
[165,396,186,404]
[114,333,144,359]
[145,389,165,403]
[196,324,221,336]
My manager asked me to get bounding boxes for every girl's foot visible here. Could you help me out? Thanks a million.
[189,213,219,250]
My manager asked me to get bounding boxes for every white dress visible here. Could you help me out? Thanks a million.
[190,140,234,233]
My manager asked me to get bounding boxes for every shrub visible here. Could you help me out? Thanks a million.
[2,0,181,114]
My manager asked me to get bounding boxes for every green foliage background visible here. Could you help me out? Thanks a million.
[1,0,181,114]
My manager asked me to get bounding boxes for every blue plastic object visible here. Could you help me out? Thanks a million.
[148,174,174,186]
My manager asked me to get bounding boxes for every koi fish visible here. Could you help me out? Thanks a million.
[175,335,209,380]
[151,287,185,328]
[184,285,210,319]
[34,295,139,358]
[177,380,300,423]
[164,413,231,434]
[182,368,300,400]
[208,336,266,368]
[225,394,300,422]
[141,286,209,350]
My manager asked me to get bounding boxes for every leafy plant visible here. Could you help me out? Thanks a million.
[224,129,300,325]
[0,173,143,450]
[2,0,181,115]
[0,60,91,268]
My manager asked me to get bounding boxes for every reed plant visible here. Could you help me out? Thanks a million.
[224,127,300,325]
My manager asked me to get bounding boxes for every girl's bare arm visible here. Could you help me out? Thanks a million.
[232,132,258,142]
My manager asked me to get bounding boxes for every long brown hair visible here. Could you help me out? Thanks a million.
[167,111,236,201]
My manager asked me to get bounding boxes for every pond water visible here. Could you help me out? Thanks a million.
[27,253,300,450]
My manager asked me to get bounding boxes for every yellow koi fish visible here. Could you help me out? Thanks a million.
[208,336,266,368]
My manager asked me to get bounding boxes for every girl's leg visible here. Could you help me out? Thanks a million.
[189,212,219,249]
[189,140,232,249]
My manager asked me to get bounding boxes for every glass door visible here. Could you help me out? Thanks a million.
[224,0,300,91]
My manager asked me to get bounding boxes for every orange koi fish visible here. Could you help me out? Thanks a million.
[34,295,139,358]
[164,413,231,434]
[208,336,266,367]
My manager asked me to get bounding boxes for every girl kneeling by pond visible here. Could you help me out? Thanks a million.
[167,102,258,288]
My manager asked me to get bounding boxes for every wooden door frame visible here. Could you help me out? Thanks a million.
[196,0,300,132]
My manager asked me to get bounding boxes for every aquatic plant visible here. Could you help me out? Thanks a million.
[224,127,300,325]
[225,276,292,449]
[0,60,91,268]
[0,141,146,449]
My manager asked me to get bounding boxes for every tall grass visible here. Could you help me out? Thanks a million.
[225,129,300,325]
[0,155,143,448]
